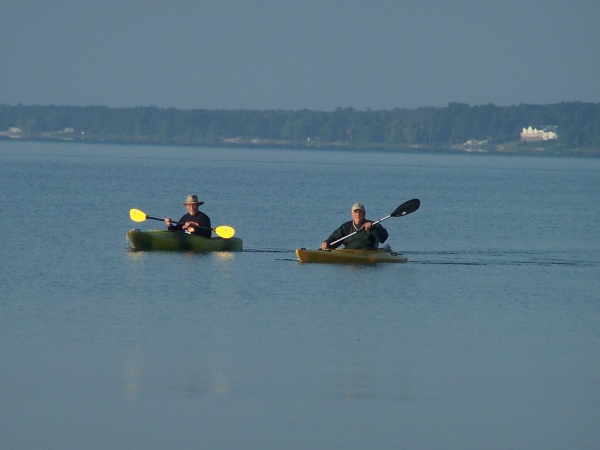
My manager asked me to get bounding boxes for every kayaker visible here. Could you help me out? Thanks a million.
[320,203,388,250]
[164,195,212,238]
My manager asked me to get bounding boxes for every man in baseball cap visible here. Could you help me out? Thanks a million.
[320,202,388,250]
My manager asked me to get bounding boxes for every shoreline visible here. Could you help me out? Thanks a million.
[1,134,598,156]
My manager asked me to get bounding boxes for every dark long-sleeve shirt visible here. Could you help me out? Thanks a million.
[325,220,388,250]
[168,211,211,238]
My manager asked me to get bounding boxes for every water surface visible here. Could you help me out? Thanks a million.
[1,141,599,449]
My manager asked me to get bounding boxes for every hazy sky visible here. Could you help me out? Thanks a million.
[2,0,599,111]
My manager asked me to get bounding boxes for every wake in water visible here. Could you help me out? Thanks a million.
[408,249,599,267]
[241,248,599,267]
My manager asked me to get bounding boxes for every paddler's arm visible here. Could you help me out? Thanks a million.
[320,223,348,250]
[366,222,388,243]
[165,217,181,231]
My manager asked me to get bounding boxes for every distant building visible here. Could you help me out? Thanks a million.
[0,127,23,138]
[463,138,490,152]
[464,138,489,147]
[520,125,558,141]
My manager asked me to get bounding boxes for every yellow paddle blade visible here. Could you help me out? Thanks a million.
[129,208,148,222]
[214,225,235,239]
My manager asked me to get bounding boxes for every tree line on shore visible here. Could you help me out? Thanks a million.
[1,102,599,151]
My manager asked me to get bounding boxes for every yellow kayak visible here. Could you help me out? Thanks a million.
[296,248,408,264]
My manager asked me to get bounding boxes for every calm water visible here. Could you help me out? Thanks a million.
[1,141,599,449]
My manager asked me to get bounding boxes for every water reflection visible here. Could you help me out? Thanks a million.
[124,359,142,399]
[210,369,230,395]
[125,249,148,261]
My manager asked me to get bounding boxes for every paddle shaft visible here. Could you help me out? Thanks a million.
[130,208,235,238]
[329,214,391,246]
[146,214,212,232]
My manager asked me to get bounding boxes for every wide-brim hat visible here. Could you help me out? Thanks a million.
[182,194,204,206]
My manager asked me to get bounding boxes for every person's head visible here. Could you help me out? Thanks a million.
[351,202,366,224]
[183,194,204,214]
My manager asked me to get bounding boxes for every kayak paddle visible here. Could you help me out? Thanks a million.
[129,208,236,239]
[329,198,420,246]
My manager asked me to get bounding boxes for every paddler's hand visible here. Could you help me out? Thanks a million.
[165,218,172,226]
[320,242,329,250]
[363,221,373,230]
[182,221,199,230]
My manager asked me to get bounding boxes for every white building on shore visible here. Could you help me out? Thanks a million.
[520,125,558,141]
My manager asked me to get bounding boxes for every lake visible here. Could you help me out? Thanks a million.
[1,140,599,449]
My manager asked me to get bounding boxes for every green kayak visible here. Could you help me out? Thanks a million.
[127,229,243,252]
[296,248,408,264]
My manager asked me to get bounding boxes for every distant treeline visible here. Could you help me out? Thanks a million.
[1,102,599,151]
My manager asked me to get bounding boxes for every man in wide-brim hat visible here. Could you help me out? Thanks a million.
[164,194,211,238]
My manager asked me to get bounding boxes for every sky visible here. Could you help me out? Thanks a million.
[1,0,599,111]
